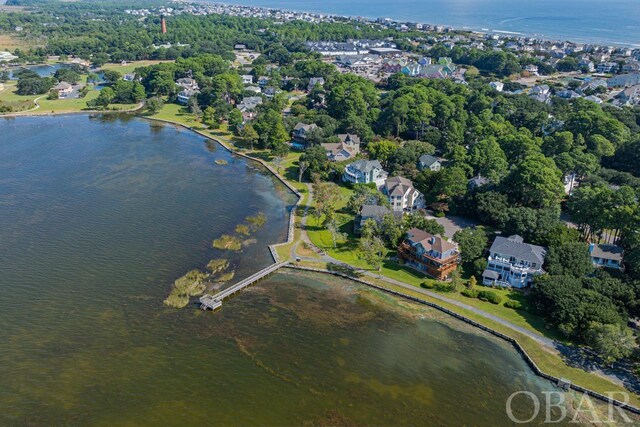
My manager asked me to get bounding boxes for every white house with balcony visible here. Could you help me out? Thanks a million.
[482,235,546,288]
[381,176,425,212]
[342,160,388,187]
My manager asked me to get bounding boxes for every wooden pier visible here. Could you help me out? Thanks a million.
[199,261,288,310]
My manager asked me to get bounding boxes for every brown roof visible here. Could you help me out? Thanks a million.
[385,176,416,197]
[406,227,457,254]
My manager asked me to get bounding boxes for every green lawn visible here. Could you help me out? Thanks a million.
[100,60,174,75]
[302,181,568,342]
[0,78,138,114]
[75,96,640,404]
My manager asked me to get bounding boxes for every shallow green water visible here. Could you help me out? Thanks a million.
[0,115,565,425]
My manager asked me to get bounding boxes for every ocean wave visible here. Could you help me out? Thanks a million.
[498,17,526,25]
[492,30,523,35]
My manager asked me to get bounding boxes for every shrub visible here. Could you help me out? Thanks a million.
[434,283,455,292]
[478,290,502,304]
[435,211,445,218]
[504,300,523,310]
[461,288,479,298]
[420,281,434,289]
[215,270,235,282]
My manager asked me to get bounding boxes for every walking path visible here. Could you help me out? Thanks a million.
[141,111,637,404]
[289,183,554,348]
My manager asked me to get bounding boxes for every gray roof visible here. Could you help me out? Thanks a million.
[359,204,391,219]
[489,235,546,265]
[482,269,500,280]
[348,159,384,173]
[419,154,439,167]
[468,175,489,187]
[590,244,624,261]
[293,122,318,132]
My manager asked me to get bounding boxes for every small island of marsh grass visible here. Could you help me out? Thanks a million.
[235,224,250,235]
[212,234,243,251]
[163,270,209,309]
[245,213,267,232]
[214,270,236,283]
[206,258,230,274]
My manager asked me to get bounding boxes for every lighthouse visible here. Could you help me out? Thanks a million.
[160,14,167,34]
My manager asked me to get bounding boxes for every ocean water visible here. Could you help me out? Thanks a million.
[0,114,572,425]
[218,0,640,46]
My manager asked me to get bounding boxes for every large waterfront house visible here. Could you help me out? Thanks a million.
[596,62,618,74]
[321,134,360,162]
[342,160,388,187]
[615,85,640,106]
[482,235,546,288]
[397,228,460,280]
[589,243,625,270]
[418,154,441,171]
[381,176,425,212]
[177,88,200,105]
[53,81,73,97]
[608,73,640,88]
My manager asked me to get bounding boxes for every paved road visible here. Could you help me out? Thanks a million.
[425,213,479,238]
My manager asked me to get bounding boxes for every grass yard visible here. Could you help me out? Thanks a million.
[122,99,640,405]
[301,180,568,342]
[0,32,34,51]
[100,60,174,75]
[0,78,138,114]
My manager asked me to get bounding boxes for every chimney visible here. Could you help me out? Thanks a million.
[161,15,167,34]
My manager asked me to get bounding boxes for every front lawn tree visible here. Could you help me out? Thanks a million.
[453,226,489,264]
[359,219,387,271]
[544,242,594,277]
[145,97,164,114]
[239,124,259,150]
[585,322,636,366]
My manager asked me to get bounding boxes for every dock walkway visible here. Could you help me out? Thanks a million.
[199,261,288,310]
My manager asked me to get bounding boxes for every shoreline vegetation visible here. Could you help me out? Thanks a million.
[139,106,640,410]
[165,212,268,308]
[3,1,638,420]
[211,213,267,251]
[6,98,637,411]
